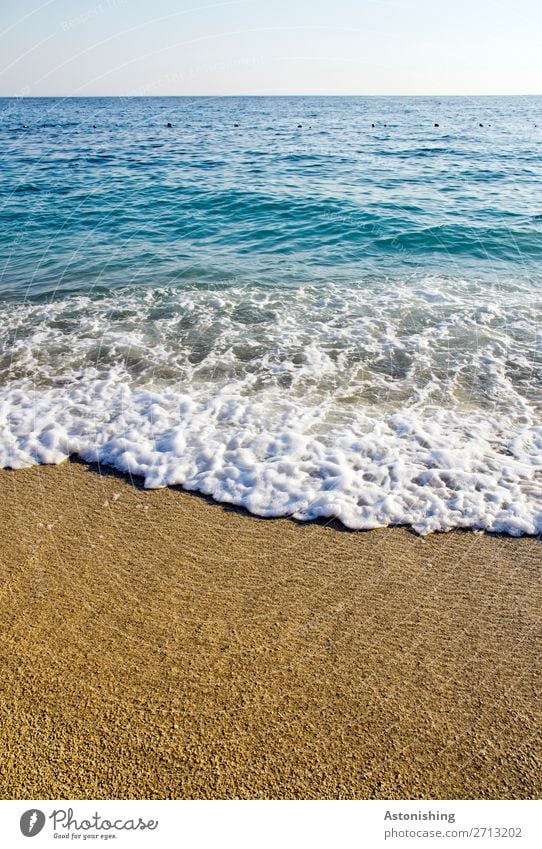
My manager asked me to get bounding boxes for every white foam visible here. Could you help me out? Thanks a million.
[0,279,540,535]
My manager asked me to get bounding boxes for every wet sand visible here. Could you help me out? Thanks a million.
[0,460,540,799]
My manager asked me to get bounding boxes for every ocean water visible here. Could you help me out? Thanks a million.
[0,96,541,534]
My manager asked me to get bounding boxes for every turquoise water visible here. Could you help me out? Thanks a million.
[0,97,541,533]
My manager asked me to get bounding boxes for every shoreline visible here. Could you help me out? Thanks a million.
[0,459,540,799]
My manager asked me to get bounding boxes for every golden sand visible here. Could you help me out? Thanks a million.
[0,460,540,799]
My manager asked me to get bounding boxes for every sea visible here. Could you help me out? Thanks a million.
[0,96,540,534]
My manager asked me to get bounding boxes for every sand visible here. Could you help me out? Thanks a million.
[0,459,540,800]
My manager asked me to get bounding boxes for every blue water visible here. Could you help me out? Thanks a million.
[1,96,542,297]
[0,97,541,534]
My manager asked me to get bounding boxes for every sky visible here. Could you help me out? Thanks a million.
[0,0,541,97]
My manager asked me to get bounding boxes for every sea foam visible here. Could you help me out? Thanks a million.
[0,280,540,535]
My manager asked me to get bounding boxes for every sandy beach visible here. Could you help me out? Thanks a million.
[0,460,540,800]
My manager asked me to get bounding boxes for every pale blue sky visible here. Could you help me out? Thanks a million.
[0,0,540,96]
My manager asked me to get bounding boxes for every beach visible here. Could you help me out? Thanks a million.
[0,96,541,802]
[0,460,540,800]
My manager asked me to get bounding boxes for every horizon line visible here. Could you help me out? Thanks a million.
[1,93,542,99]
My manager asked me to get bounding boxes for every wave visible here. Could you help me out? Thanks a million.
[0,279,540,535]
